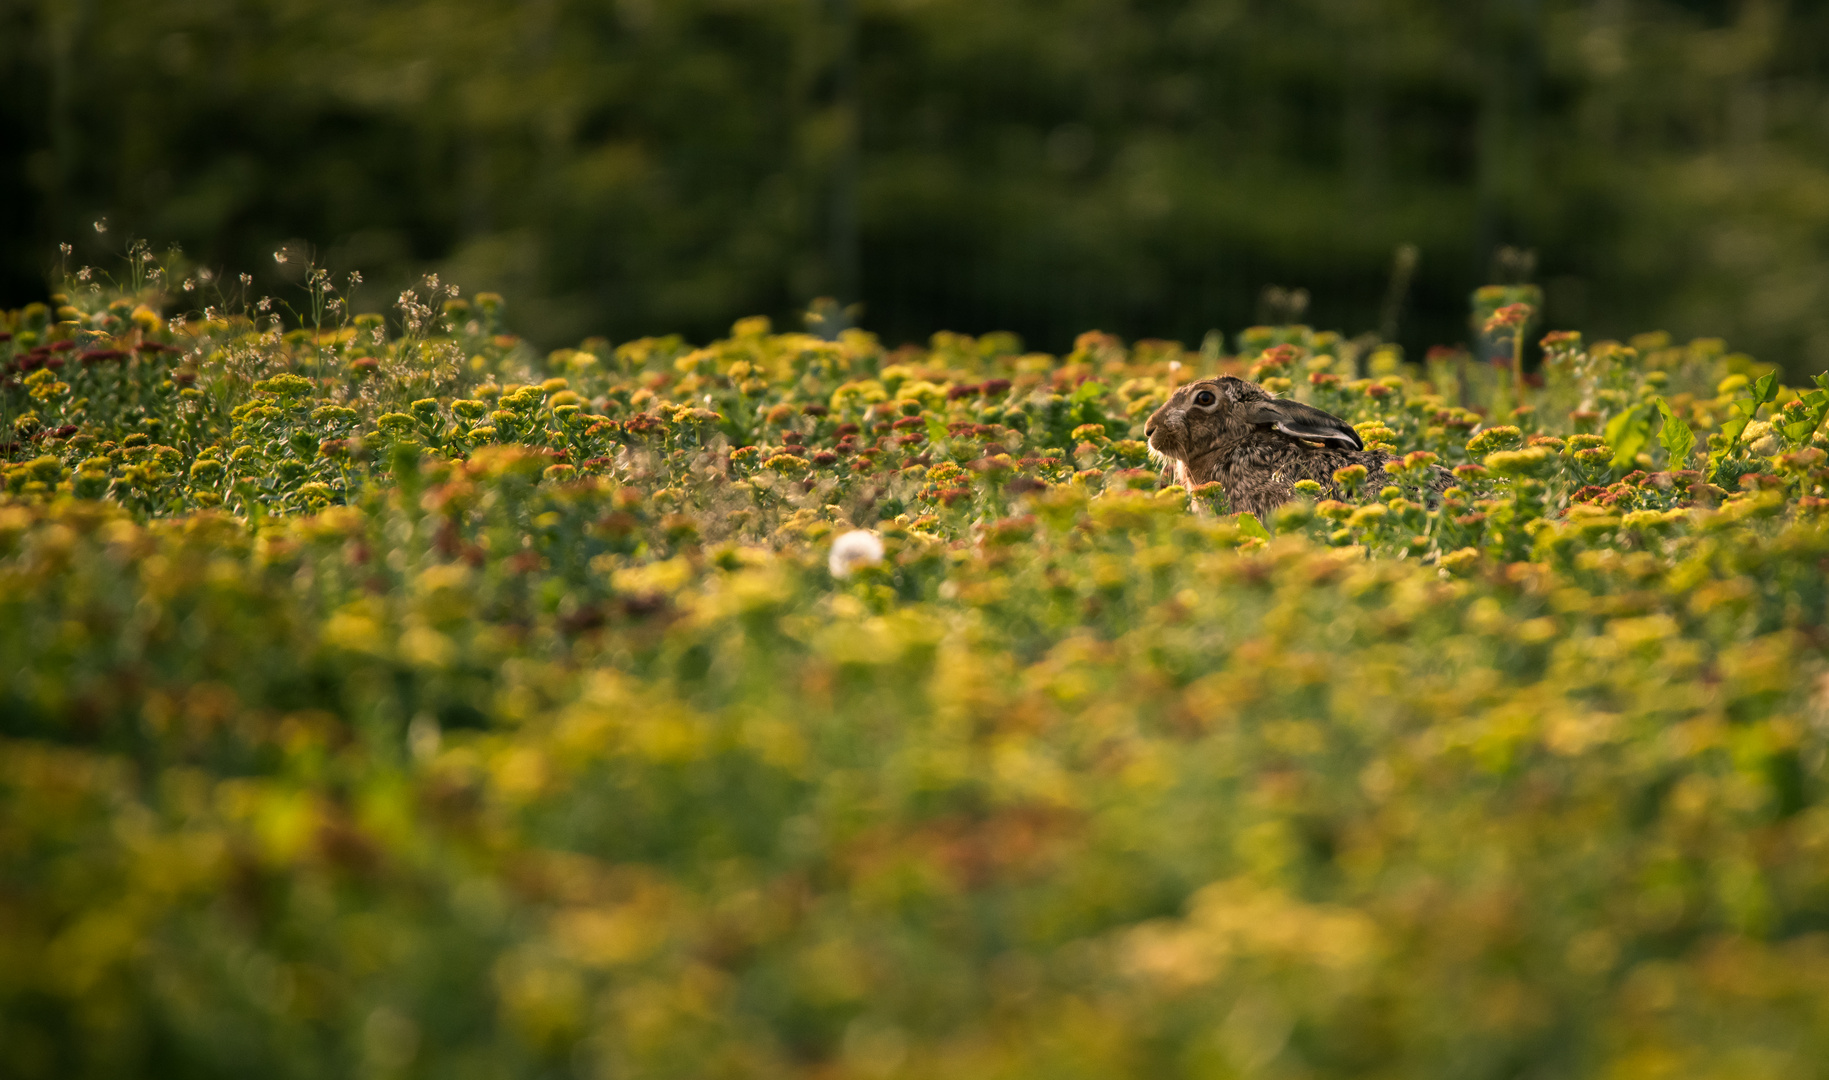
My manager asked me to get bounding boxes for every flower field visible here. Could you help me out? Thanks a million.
[4,269,1829,1078]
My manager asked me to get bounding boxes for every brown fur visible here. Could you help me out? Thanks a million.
[1144,376,1448,519]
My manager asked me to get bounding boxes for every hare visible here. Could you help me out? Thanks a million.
[1144,376,1450,519]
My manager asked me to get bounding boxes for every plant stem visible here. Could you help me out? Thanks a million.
[1511,325,1526,407]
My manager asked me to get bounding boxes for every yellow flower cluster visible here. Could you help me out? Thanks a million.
[4,275,1829,1077]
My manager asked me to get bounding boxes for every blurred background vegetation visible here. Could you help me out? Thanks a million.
[5,0,1829,369]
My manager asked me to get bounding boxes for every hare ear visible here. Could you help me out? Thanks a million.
[1241,400,1364,450]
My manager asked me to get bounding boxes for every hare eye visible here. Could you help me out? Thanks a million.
[1193,390,1217,407]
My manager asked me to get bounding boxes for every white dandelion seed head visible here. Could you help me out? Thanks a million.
[828,529,885,579]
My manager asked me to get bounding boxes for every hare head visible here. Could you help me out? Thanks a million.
[1144,376,1363,473]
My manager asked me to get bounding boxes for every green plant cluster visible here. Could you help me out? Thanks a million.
[5,274,1829,1078]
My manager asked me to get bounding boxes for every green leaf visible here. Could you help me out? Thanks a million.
[1782,390,1829,445]
[1718,375,1785,458]
[1753,370,1780,406]
[1071,380,1109,405]
[1707,373,1772,481]
[1234,512,1272,541]
[1606,405,1651,469]
[1719,407,1753,450]
[1654,397,1695,468]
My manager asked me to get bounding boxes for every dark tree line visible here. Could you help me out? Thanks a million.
[5,0,1829,370]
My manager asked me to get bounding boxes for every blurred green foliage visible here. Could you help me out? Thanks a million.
[6,257,1829,1077]
[7,0,1829,369]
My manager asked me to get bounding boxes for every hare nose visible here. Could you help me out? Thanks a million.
[1144,419,1158,439]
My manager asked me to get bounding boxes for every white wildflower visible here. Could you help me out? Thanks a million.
[1746,420,1780,457]
[828,529,885,578]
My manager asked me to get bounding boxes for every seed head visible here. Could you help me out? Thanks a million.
[828,529,885,578]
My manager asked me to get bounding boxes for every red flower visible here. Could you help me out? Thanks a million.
[1484,303,1533,334]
